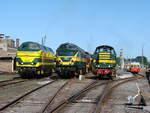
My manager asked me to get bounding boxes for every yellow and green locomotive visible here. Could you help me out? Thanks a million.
[55,43,91,78]
[15,41,55,78]
[92,45,117,79]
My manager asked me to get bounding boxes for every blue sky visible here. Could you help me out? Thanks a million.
[0,0,150,59]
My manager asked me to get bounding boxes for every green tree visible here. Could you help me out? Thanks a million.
[135,56,148,65]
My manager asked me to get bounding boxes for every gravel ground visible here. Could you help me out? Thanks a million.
[58,82,106,113]
[44,79,95,113]
[0,73,19,81]
[0,75,97,113]
[3,80,66,113]
[0,78,53,110]
[1,72,150,113]
[101,76,150,113]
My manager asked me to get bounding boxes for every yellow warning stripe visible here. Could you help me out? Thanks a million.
[100,58,110,59]
[99,53,110,54]
[99,55,110,57]
[99,60,116,63]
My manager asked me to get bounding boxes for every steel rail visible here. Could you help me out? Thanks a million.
[0,78,29,88]
[94,73,145,113]
[0,76,21,84]
[49,74,145,113]
[40,79,75,113]
[0,80,58,112]
[48,80,107,113]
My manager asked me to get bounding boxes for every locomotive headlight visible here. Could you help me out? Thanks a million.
[31,62,34,65]
[96,65,100,68]
[21,62,24,65]
[57,60,62,64]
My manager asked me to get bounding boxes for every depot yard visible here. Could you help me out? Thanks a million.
[0,39,147,113]
[0,71,149,113]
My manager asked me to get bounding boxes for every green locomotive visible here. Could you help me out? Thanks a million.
[92,45,117,78]
[55,43,91,78]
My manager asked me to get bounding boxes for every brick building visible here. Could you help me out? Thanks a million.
[0,34,20,72]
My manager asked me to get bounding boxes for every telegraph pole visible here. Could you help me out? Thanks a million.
[41,35,46,71]
[44,35,46,45]
[87,34,93,53]
[41,35,46,46]
[42,37,44,46]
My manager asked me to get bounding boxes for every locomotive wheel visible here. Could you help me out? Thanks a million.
[59,72,70,79]
[36,70,42,78]
[83,68,87,75]
[20,72,26,79]
[74,69,80,78]
[37,71,40,75]
[41,70,44,75]
[47,71,52,76]
[98,75,102,79]
[44,69,52,77]
[109,74,113,80]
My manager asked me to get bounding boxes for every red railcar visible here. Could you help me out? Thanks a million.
[128,63,140,74]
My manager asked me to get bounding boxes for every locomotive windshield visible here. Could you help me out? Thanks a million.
[18,42,41,51]
[95,48,110,53]
[95,47,115,54]
[57,50,77,56]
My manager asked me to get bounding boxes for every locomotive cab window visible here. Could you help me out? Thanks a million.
[111,49,115,54]
[57,51,76,56]
[18,42,41,51]
[95,48,100,53]
[102,48,110,52]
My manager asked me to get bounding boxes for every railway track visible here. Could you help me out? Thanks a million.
[0,79,58,112]
[41,74,144,113]
[40,80,101,113]
[0,76,56,88]
[0,73,145,113]
[0,76,21,84]
[39,79,110,113]
[0,78,28,88]
[94,73,145,113]
[1,78,100,113]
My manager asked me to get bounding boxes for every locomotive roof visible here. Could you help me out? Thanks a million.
[96,45,114,49]
[19,41,53,52]
[57,43,84,52]
[22,41,40,45]
[57,42,91,57]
